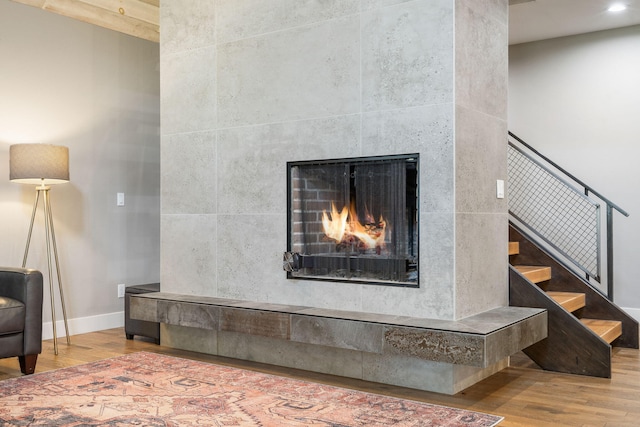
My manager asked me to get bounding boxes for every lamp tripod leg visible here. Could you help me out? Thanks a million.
[21,190,40,269]
[42,189,59,355]
[46,193,71,346]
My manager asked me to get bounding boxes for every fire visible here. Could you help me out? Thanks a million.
[321,202,387,251]
[321,203,349,243]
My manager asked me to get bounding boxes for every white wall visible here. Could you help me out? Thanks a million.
[0,1,160,337]
[509,25,640,313]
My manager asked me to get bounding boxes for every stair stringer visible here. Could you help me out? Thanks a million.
[509,266,612,378]
[509,224,639,349]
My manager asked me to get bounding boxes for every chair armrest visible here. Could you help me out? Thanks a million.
[0,268,43,304]
[0,267,44,355]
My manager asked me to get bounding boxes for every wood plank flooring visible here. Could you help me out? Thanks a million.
[1,328,638,427]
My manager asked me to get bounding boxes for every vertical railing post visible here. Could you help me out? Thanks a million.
[606,204,614,302]
[585,188,590,283]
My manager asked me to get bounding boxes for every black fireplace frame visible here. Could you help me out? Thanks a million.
[285,153,419,287]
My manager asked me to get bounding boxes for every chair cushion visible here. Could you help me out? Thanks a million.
[0,297,25,335]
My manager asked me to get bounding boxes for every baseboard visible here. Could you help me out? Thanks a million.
[622,307,640,323]
[42,311,124,340]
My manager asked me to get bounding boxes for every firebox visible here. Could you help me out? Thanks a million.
[284,154,419,287]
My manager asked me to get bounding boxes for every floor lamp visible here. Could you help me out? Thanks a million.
[10,143,71,355]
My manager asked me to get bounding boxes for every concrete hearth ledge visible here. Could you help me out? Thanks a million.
[131,292,547,369]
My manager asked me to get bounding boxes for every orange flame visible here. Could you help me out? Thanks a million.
[321,202,387,250]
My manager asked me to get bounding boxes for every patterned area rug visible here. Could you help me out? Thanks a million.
[0,352,502,426]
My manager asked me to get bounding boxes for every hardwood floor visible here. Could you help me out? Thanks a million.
[1,328,638,426]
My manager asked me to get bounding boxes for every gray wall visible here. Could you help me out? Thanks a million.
[509,25,640,316]
[161,0,508,321]
[0,1,160,337]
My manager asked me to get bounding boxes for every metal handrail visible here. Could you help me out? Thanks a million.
[509,132,629,217]
[508,132,629,301]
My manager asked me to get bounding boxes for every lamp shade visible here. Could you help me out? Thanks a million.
[10,144,69,185]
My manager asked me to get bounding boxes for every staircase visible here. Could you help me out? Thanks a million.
[509,223,639,378]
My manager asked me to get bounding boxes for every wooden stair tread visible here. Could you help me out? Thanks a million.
[581,318,623,344]
[547,291,586,312]
[508,241,519,255]
[514,265,552,283]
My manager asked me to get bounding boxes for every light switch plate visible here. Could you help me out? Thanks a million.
[117,192,125,206]
[497,180,505,199]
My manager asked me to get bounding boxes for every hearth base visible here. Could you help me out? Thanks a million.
[130,292,547,395]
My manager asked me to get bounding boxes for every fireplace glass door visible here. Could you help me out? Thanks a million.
[285,154,418,286]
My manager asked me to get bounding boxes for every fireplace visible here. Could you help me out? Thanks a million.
[284,154,419,287]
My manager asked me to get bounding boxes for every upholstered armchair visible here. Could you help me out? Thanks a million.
[0,267,43,374]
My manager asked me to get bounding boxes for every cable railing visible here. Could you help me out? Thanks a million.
[507,131,629,301]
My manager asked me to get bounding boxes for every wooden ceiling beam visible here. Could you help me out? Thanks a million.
[11,0,159,43]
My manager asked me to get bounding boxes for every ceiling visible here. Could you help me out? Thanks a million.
[510,0,640,45]
[9,0,640,46]
[10,0,159,42]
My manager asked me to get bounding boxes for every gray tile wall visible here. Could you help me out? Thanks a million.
[160,0,508,321]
